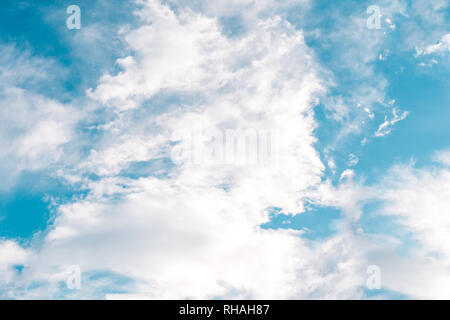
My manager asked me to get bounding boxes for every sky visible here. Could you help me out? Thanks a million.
[0,0,449,299]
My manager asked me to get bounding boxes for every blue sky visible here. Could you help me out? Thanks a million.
[0,0,449,299]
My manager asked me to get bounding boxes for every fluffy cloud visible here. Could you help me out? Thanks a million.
[87,0,232,111]
[0,240,30,298]
[0,241,29,276]
[379,161,450,264]
[0,45,79,190]
[306,150,450,299]
[367,156,450,298]
[31,178,366,299]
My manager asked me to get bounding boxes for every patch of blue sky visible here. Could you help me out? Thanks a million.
[133,90,209,119]
[0,0,137,98]
[364,287,410,300]
[0,192,49,241]
[354,35,450,182]
[120,158,176,179]
[288,0,449,185]
[381,63,449,161]
[359,200,421,257]
[0,170,86,242]
[219,15,247,38]
[261,206,342,241]
[0,1,67,58]
[0,1,76,100]
[13,264,25,274]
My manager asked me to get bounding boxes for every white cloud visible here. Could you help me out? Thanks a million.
[0,240,29,295]
[374,107,408,137]
[309,153,450,299]
[348,154,359,167]
[422,34,450,55]
[88,0,233,111]
[366,160,450,298]
[0,46,79,190]
[433,149,450,167]
[379,163,450,264]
